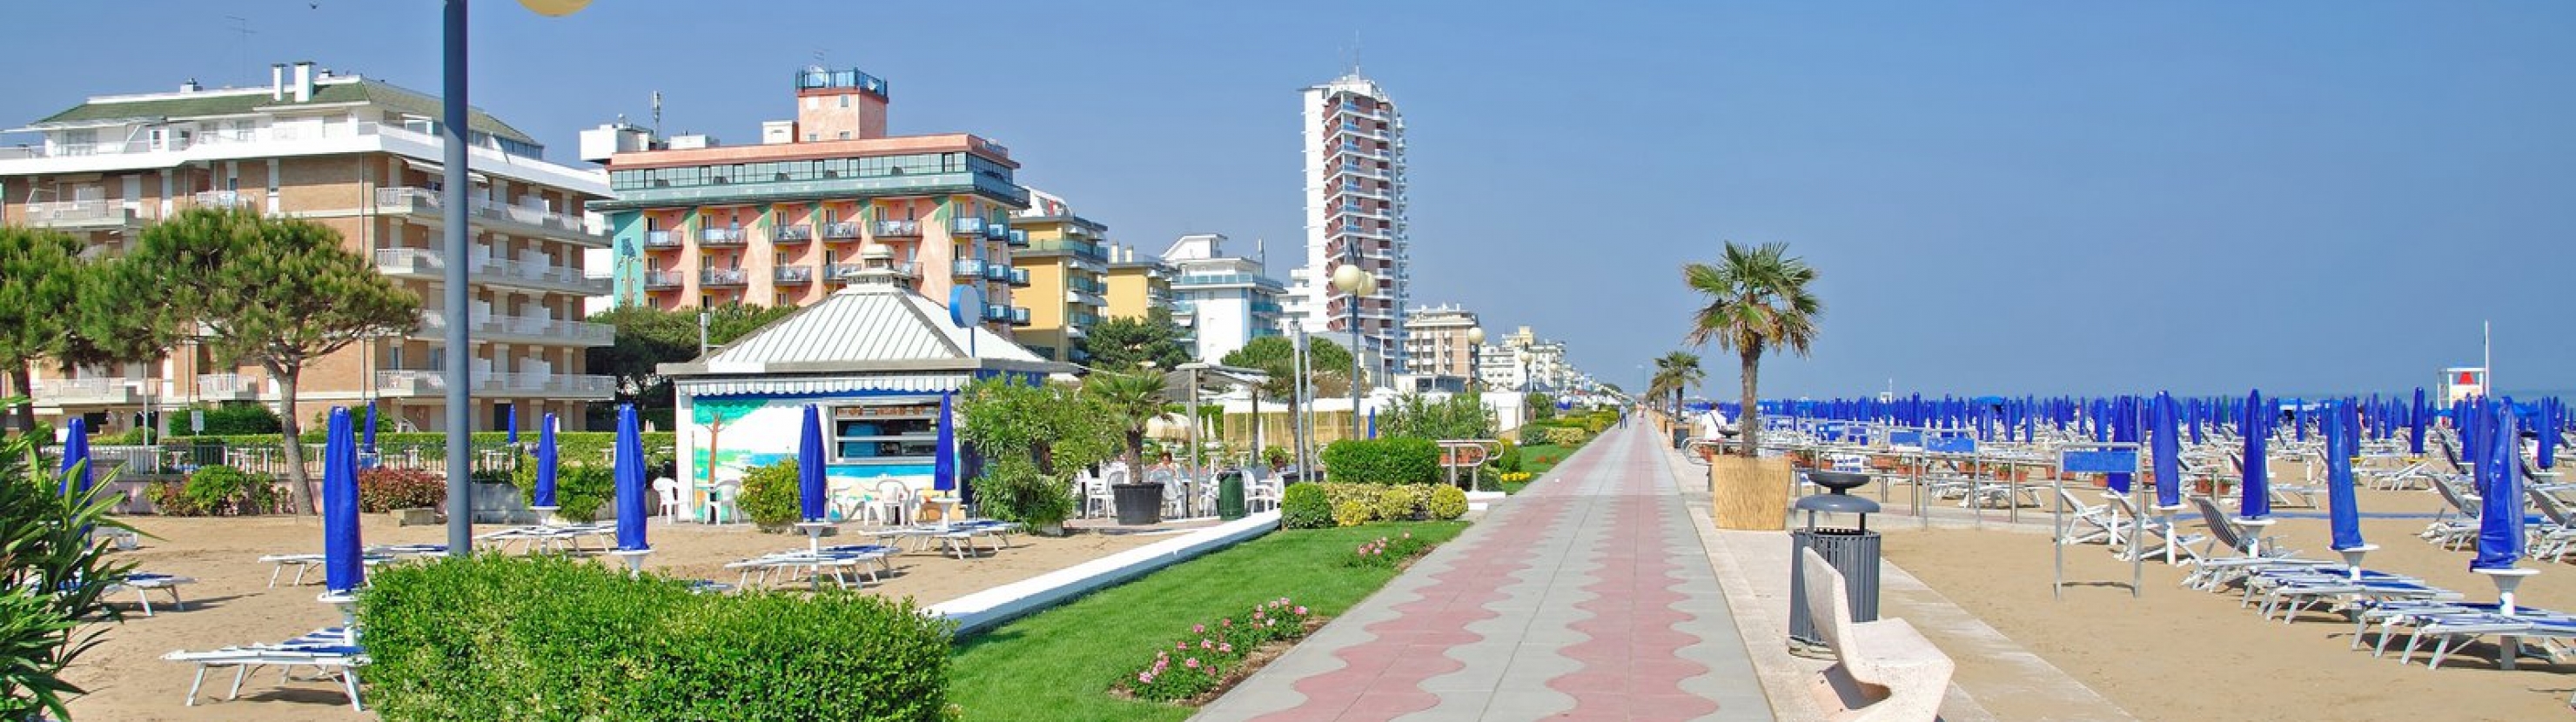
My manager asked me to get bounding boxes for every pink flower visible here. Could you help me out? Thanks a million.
[1295,605,1308,615]
[1139,672,1153,683]
[1202,638,1216,650]
[1220,618,1232,627]
[1185,658,1202,669]
[1278,597,1291,605]
[1176,641,1188,651]
[1252,612,1265,620]
[1193,624,1206,634]
[1219,643,1234,653]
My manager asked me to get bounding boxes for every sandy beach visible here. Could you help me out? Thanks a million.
[1883,485,2575,721]
[61,514,1171,721]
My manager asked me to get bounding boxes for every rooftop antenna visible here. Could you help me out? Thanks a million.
[814,49,828,67]
[650,90,663,137]
[225,16,257,87]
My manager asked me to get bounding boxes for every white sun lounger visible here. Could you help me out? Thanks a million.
[164,627,366,711]
[474,523,616,554]
[259,545,447,587]
[104,572,197,616]
[723,545,899,589]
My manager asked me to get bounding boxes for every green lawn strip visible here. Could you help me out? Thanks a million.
[949,520,1469,722]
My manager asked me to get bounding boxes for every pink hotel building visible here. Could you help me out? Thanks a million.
[587,68,1030,332]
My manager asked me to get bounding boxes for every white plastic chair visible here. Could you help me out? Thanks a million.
[1077,471,1113,518]
[704,478,743,525]
[874,480,913,528]
[651,478,682,523]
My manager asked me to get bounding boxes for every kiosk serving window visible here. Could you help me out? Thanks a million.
[830,400,942,464]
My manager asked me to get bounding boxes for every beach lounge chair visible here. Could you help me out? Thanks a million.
[2422,479,2483,551]
[723,545,898,589]
[2101,492,2204,564]
[164,627,366,711]
[2181,496,2331,592]
[104,572,196,616]
[2238,567,2455,624]
[2052,487,2119,547]
[2227,452,2320,509]
[474,523,616,554]
[258,544,446,587]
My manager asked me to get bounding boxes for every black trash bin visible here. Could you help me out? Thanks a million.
[1673,427,1687,449]
[1787,471,1883,647]
[1217,471,1246,520]
[1112,483,1164,526]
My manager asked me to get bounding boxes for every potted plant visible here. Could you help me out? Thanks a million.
[1682,242,1821,531]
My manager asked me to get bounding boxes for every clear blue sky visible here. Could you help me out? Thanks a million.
[6,1,2571,399]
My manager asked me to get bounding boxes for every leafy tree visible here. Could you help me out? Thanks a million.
[1526,391,1556,421]
[587,303,797,409]
[1684,242,1822,457]
[0,228,84,432]
[1079,307,1191,371]
[1080,371,1170,466]
[0,421,138,719]
[125,208,421,513]
[1379,392,1494,441]
[1221,336,1352,442]
[956,378,1120,527]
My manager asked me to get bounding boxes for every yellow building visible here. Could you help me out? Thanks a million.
[1005,189,1110,363]
[1103,244,1173,320]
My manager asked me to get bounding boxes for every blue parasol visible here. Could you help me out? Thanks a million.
[2410,387,2429,457]
[533,412,560,510]
[2108,397,2136,494]
[798,404,828,522]
[613,404,649,552]
[2242,390,2271,519]
[2326,401,2365,552]
[2472,401,2525,572]
[57,417,91,496]
[362,402,379,467]
[322,407,364,595]
[506,405,520,445]
[933,392,957,492]
[1368,408,1378,439]
[2539,398,2559,471]
[2154,393,2182,509]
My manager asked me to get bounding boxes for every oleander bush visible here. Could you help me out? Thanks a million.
[1320,438,1439,485]
[737,458,803,530]
[1370,487,1419,522]
[1427,486,1469,520]
[1279,483,1332,529]
[181,465,274,515]
[361,554,953,721]
[1331,499,1372,528]
[358,467,447,512]
[508,455,615,524]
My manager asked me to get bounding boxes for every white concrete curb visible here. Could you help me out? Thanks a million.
[932,511,1281,636]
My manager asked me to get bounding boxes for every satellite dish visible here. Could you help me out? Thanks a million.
[949,284,984,329]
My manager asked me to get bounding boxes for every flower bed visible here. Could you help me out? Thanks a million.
[1124,598,1316,703]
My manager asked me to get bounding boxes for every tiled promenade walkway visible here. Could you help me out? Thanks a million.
[1197,423,1773,721]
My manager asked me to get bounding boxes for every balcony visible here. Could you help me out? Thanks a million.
[822,222,862,240]
[31,378,144,406]
[21,200,139,230]
[1067,289,1105,307]
[876,219,922,237]
[193,190,256,210]
[700,268,748,287]
[643,230,682,248]
[1006,229,1028,247]
[699,227,748,246]
[375,249,609,296]
[373,187,603,244]
[1011,307,1031,326]
[643,271,686,289]
[775,224,813,243]
[375,371,615,400]
[1007,267,1030,287]
[775,266,815,284]
[413,311,616,347]
[951,258,986,277]
[196,373,260,400]
[983,264,1011,282]
[983,304,1010,323]
[950,217,989,236]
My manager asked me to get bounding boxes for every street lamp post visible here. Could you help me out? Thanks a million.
[1465,326,1485,393]
[1332,264,1373,442]
[445,0,590,557]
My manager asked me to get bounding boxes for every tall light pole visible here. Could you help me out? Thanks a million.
[446,0,591,556]
[1465,325,1485,393]
[1332,264,1373,441]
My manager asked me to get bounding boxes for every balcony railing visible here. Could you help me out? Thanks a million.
[1007,267,1030,286]
[700,268,748,286]
[31,378,143,404]
[876,220,921,237]
[983,264,1011,282]
[374,248,445,275]
[950,217,987,236]
[373,186,594,237]
[1006,229,1028,246]
[21,200,137,228]
[952,258,986,277]
[700,227,748,245]
[1010,307,1031,326]
[775,224,813,242]
[375,249,604,294]
[415,311,615,345]
[375,371,614,398]
[194,190,254,209]
[775,266,815,284]
[196,373,259,398]
[643,231,681,248]
[983,304,1011,323]
[644,271,686,289]
[822,222,862,239]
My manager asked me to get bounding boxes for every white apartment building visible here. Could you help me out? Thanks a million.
[1163,233,1286,363]
[1289,72,1409,385]
[0,62,614,433]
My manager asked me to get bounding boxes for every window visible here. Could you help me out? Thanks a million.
[807,133,818,142]
[829,401,941,463]
[837,131,850,140]
[838,96,849,108]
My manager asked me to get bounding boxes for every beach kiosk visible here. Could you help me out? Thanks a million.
[657,247,1071,524]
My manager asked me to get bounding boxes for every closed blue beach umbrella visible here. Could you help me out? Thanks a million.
[2108,397,2136,494]
[933,392,958,493]
[322,408,364,595]
[2472,402,2525,572]
[2241,391,2270,519]
[2326,402,2366,552]
[2410,388,2429,457]
[533,412,560,510]
[613,404,649,552]
[57,417,91,496]
[362,402,379,466]
[506,405,520,445]
[2539,398,2560,471]
[799,404,828,522]
[2154,393,2182,509]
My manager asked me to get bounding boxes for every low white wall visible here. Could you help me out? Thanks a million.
[931,511,1280,636]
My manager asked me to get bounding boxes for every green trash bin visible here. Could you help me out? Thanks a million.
[1217,471,1246,520]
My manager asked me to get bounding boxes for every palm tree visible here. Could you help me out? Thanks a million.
[1082,371,1170,466]
[1683,242,1821,458]
[1652,351,1703,422]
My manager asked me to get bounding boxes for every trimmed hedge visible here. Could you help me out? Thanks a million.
[164,431,675,465]
[361,554,953,721]
[1320,438,1439,485]
[1280,483,1332,529]
[1291,482,1453,526]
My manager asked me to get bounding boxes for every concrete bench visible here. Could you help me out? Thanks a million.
[1800,547,1954,722]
